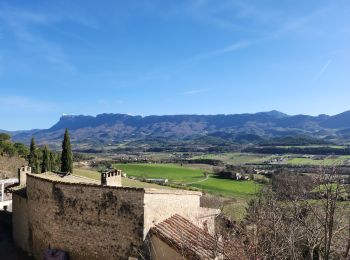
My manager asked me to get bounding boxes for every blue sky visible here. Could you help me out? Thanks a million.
[0,0,349,130]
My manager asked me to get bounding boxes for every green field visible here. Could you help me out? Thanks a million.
[113,163,261,198]
[73,168,172,189]
[75,164,261,198]
[286,156,350,166]
[191,177,260,198]
[73,168,100,180]
[74,165,261,221]
[192,152,350,166]
[274,145,347,149]
[113,163,206,184]
[192,153,275,164]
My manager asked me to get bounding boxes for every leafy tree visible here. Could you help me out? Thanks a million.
[41,145,50,173]
[50,151,56,171]
[49,151,61,172]
[28,138,39,173]
[2,142,17,157]
[0,133,11,142]
[61,129,73,173]
[0,134,31,157]
[14,142,29,157]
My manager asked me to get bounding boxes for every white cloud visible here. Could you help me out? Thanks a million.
[0,5,96,72]
[182,0,279,31]
[312,59,332,83]
[184,88,211,95]
[0,7,72,71]
[197,41,252,59]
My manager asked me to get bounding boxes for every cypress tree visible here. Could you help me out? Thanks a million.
[28,138,39,173]
[61,129,73,173]
[49,151,56,172]
[41,145,50,173]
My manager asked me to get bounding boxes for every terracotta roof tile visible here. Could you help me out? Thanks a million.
[150,214,223,260]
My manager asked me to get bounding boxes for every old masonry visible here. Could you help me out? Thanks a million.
[9,166,223,260]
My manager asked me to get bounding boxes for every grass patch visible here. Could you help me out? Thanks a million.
[286,156,350,166]
[121,178,175,189]
[222,199,249,222]
[113,163,206,184]
[74,165,262,221]
[73,168,100,180]
[192,153,273,165]
[193,152,350,166]
[113,163,262,198]
[73,168,172,189]
[190,176,261,198]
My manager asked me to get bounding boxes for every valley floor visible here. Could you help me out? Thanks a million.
[74,164,262,221]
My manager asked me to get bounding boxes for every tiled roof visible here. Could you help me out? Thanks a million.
[150,214,223,260]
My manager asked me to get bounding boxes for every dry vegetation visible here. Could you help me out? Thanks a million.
[218,169,350,259]
[0,155,26,178]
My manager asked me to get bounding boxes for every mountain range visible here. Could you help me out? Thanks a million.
[7,110,350,151]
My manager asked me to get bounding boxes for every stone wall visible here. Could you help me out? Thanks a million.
[12,193,30,254]
[26,174,145,260]
[12,174,219,260]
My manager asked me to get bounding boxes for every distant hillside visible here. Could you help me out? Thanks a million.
[8,110,350,151]
[321,111,350,129]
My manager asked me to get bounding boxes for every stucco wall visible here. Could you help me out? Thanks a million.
[26,175,145,260]
[12,193,30,254]
[150,235,186,260]
[143,189,203,238]
[198,207,221,235]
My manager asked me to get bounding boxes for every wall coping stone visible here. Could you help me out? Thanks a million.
[27,173,145,192]
[27,173,203,196]
[144,188,202,196]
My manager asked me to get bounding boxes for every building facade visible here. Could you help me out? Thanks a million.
[11,171,220,260]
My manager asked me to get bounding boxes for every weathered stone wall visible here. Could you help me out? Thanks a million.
[26,174,145,260]
[13,174,219,259]
[12,193,30,254]
[143,190,202,239]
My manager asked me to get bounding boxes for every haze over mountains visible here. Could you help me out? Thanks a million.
[7,110,350,150]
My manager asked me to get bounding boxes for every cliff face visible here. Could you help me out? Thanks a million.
[8,110,350,148]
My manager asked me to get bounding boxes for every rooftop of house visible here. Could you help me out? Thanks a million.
[150,214,223,260]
